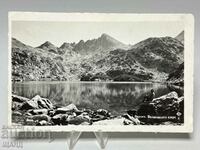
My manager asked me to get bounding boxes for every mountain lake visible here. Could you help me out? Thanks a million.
[12,82,183,115]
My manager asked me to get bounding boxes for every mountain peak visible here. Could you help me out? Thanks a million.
[175,31,184,44]
[38,41,57,49]
[41,41,55,47]
[98,33,126,47]
[73,34,129,54]
[60,42,71,49]
[37,41,58,54]
[100,33,116,41]
[101,33,110,38]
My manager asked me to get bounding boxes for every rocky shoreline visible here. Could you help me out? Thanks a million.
[12,91,184,126]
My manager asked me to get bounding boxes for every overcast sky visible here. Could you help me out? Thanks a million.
[12,21,184,47]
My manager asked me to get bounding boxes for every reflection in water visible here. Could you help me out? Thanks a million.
[12,82,183,115]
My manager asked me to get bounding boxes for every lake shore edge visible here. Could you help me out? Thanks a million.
[11,90,184,126]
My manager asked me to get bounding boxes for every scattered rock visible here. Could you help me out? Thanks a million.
[12,92,183,126]
[32,95,53,109]
[68,112,92,125]
[123,119,134,125]
[122,114,140,125]
[12,111,22,116]
[28,109,48,115]
[56,104,79,113]
[37,120,50,126]
[19,95,53,110]
[52,114,69,125]
[29,114,51,122]
[48,109,55,117]
[24,112,33,116]
[96,109,110,117]
[20,99,39,110]
[25,118,36,125]
[12,101,23,111]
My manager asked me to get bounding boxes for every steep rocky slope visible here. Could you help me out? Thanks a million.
[58,42,75,55]
[79,36,184,81]
[12,38,69,81]
[167,63,184,86]
[129,37,184,73]
[80,49,154,81]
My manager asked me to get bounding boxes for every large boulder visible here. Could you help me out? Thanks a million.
[20,99,39,110]
[12,95,30,110]
[152,91,178,104]
[12,94,30,102]
[20,95,53,110]
[32,95,53,109]
[151,91,180,116]
[137,91,184,124]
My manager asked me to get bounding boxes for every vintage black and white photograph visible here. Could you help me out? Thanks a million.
[8,13,194,132]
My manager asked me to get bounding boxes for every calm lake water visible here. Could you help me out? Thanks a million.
[12,82,183,115]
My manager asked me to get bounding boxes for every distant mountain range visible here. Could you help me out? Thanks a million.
[11,32,184,83]
[36,33,129,55]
